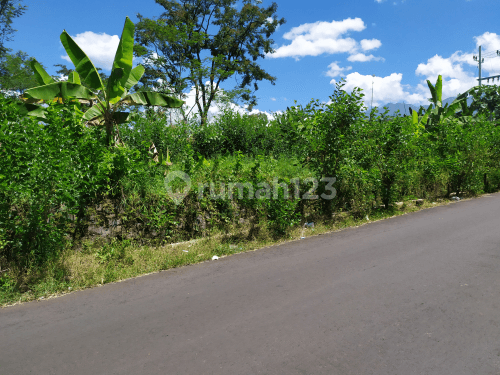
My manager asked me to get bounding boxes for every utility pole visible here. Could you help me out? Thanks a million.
[479,46,484,86]
[474,46,500,85]
[473,46,484,86]
[479,46,482,87]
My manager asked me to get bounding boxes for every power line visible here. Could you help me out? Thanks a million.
[475,48,500,85]
[483,50,500,59]
[472,46,500,86]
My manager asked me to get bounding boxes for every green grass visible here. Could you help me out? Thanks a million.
[0,195,467,307]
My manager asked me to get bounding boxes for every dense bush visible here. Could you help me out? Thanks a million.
[1,97,95,270]
[2,81,500,285]
[192,109,275,157]
[0,96,144,272]
[120,109,195,165]
[424,114,500,196]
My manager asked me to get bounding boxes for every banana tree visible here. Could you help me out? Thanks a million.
[409,75,466,132]
[20,17,184,145]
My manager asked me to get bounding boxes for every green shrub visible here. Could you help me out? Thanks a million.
[0,95,126,270]
[192,108,275,157]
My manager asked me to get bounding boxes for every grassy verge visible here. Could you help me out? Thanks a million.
[0,195,479,307]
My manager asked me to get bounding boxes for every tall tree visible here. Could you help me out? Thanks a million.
[0,50,37,94]
[53,63,73,78]
[134,0,285,126]
[0,0,32,94]
[0,0,27,57]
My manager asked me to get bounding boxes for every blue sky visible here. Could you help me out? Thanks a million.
[7,0,500,116]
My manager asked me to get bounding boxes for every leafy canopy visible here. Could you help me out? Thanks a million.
[466,84,500,124]
[0,0,27,57]
[0,0,34,95]
[134,0,285,125]
[0,50,38,94]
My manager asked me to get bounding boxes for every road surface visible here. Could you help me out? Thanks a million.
[2,194,500,374]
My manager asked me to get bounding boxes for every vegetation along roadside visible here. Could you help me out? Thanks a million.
[1,1,500,306]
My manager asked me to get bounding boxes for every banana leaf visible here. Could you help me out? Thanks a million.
[427,80,437,105]
[121,91,184,107]
[112,111,131,124]
[83,106,130,125]
[13,101,47,119]
[107,17,135,104]
[60,31,104,91]
[124,65,145,91]
[411,108,418,126]
[26,106,48,119]
[24,81,96,102]
[435,75,442,104]
[443,101,462,118]
[421,105,431,126]
[67,71,81,85]
[30,59,55,85]
[427,75,443,106]
[82,102,106,121]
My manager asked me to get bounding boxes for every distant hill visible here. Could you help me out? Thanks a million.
[372,97,474,117]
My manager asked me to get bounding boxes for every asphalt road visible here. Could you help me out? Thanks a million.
[2,194,500,375]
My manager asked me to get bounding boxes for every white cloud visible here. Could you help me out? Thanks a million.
[414,33,500,97]
[326,31,500,107]
[269,18,384,63]
[54,74,69,82]
[282,17,365,41]
[360,39,381,51]
[270,35,358,60]
[269,18,365,59]
[474,31,500,51]
[334,72,425,107]
[61,31,120,71]
[347,53,384,62]
[415,54,470,78]
[474,32,500,76]
[325,61,352,77]
[271,97,277,101]
[414,51,482,99]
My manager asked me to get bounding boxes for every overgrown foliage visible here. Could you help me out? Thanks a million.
[2,76,500,303]
[0,97,108,273]
[466,84,500,124]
